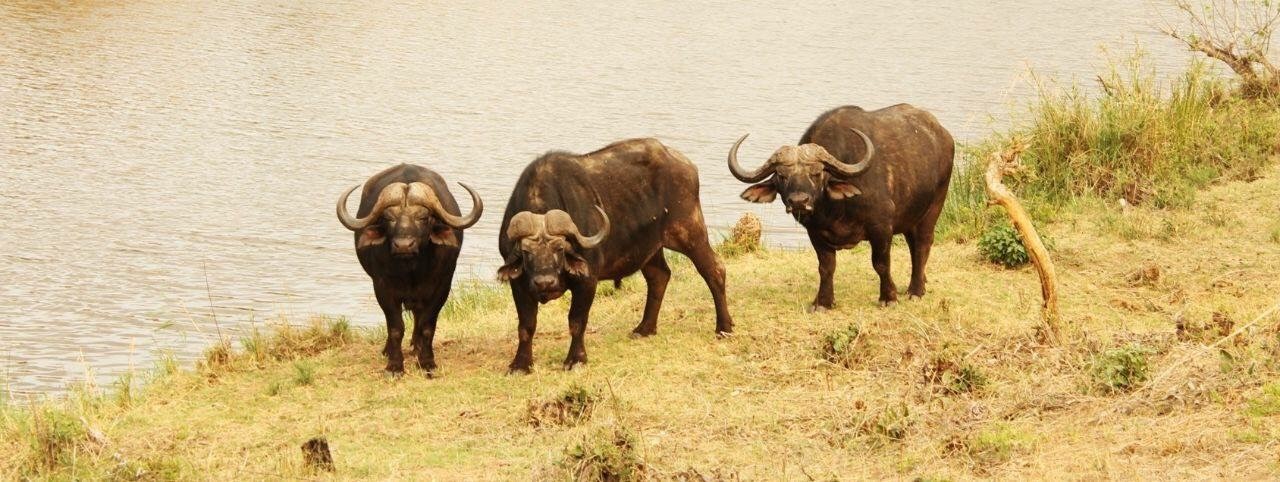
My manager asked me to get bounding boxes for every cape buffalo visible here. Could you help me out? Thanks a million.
[729,104,954,308]
[498,138,734,373]
[335,164,483,375]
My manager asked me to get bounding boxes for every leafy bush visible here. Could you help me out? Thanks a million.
[978,225,1030,268]
[1090,345,1150,393]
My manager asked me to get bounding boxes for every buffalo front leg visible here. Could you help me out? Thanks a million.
[507,285,540,374]
[374,286,406,375]
[411,304,442,375]
[869,228,898,306]
[630,251,671,338]
[810,235,837,312]
[564,281,597,370]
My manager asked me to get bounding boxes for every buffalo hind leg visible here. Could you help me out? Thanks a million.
[507,285,539,374]
[666,216,733,335]
[906,188,946,299]
[631,251,671,338]
[564,281,597,370]
[905,229,935,299]
[869,227,898,307]
[374,286,406,375]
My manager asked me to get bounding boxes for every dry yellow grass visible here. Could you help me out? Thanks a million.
[3,167,1280,480]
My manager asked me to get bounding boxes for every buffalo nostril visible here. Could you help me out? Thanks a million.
[532,276,557,290]
[392,238,417,252]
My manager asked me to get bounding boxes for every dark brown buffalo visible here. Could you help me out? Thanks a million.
[335,164,483,375]
[729,104,954,307]
[498,138,733,373]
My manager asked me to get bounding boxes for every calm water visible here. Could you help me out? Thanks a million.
[1,1,1190,394]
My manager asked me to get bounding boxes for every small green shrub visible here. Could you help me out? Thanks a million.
[859,404,913,446]
[821,324,867,368]
[1090,345,1150,393]
[562,426,647,482]
[978,225,1030,268]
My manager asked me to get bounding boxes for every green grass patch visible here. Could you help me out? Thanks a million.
[1245,382,1280,418]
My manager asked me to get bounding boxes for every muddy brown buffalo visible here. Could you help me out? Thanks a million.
[498,138,733,373]
[335,164,483,375]
[730,104,954,308]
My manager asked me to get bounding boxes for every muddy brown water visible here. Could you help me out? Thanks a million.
[1,1,1191,394]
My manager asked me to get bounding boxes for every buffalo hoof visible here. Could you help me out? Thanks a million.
[563,360,586,371]
[878,299,898,308]
[507,363,533,375]
[418,360,437,378]
[629,329,656,339]
[384,366,405,379]
[807,303,832,314]
[907,293,924,301]
[715,330,734,339]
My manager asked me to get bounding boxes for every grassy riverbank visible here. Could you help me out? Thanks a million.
[3,159,1280,479]
[7,31,1280,478]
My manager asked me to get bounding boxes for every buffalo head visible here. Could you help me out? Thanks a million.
[727,129,875,221]
[336,181,482,257]
[497,207,609,303]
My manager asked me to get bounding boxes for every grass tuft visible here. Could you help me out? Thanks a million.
[526,383,600,428]
[561,425,647,482]
[947,423,1033,470]
[292,361,316,386]
[923,353,988,395]
[715,213,764,258]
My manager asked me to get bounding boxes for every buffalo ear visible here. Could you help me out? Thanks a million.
[565,251,590,278]
[357,227,386,249]
[496,254,523,282]
[740,183,777,203]
[429,224,459,247]
[827,180,862,200]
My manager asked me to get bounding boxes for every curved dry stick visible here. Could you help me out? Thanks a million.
[985,146,1063,344]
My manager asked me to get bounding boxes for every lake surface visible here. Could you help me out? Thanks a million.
[1,1,1191,394]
